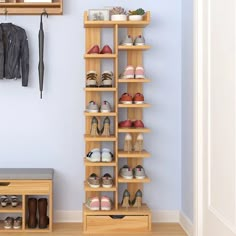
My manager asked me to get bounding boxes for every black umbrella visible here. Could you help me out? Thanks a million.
[38,11,48,99]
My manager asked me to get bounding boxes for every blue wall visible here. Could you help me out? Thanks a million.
[0,0,182,215]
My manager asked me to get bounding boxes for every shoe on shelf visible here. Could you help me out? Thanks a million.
[11,195,19,207]
[121,189,131,208]
[13,217,22,229]
[134,133,144,152]
[133,93,144,104]
[86,148,101,162]
[28,198,37,229]
[38,198,49,229]
[86,101,99,113]
[90,117,100,136]
[101,148,113,162]
[102,173,113,188]
[133,120,145,128]
[100,117,111,137]
[0,195,9,207]
[88,173,100,188]
[120,35,133,46]
[4,217,14,229]
[119,93,133,104]
[120,165,133,179]
[100,71,113,87]
[119,66,135,79]
[101,196,112,210]
[100,45,112,54]
[134,35,145,46]
[133,165,146,179]
[132,189,143,207]
[135,66,145,79]
[100,101,112,113]
[119,120,132,128]
[86,197,100,211]
[87,45,100,54]
[86,71,98,87]
[124,133,133,152]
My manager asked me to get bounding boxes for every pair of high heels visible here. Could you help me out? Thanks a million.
[124,133,143,152]
[121,189,142,208]
[90,116,110,136]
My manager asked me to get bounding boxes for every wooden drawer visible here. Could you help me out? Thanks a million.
[86,215,150,233]
[0,181,51,195]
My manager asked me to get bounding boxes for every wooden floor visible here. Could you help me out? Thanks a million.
[0,223,187,236]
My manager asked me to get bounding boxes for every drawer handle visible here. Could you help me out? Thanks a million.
[109,215,125,219]
[0,182,10,186]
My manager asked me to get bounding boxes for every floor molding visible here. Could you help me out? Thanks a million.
[179,211,193,236]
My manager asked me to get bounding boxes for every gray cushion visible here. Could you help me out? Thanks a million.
[0,169,54,180]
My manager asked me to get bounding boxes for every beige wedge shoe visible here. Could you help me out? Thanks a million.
[101,117,110,136]
[132,189,142,208]
[124,133,132,152]
[121,189,131,208]
[134,133,144,152]
[90,117,100,136]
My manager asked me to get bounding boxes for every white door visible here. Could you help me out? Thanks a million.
[195,0,236,235]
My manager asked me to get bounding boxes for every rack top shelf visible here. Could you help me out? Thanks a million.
[84,11,150,28]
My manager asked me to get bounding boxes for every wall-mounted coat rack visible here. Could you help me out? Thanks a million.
[0,0,63,15]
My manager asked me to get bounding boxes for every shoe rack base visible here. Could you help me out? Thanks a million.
[83,204,151,233]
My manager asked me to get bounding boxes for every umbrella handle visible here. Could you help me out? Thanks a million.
[40,10,48,26]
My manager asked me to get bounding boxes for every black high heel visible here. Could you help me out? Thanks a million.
[132,189,142,208]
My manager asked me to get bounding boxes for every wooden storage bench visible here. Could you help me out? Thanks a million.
[0,168,53,233]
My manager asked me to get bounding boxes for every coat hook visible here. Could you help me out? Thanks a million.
[4,8,8,16]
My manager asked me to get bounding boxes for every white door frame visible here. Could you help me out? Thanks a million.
[193,0,203,235]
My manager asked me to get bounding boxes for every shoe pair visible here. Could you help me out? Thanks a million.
[4,217,22,229]
[0,195,19,207]
[90,116,111,137]
[86,101,112,113]
[119,92,144,104]
[120,35,145,46]
[119,65,145,79]
[120,165,146,179]
[88,173,113,188]
[86,71,113,88]
[86,148,113,162]
[86,196,112,211]
[124,133,144,152]
[87,45,112,54]
[119,119,144,128]
[121,189,142,208]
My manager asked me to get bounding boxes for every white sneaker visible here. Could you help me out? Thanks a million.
[101,148,113,162]
[86,148,101,162]
[100,101,112,113]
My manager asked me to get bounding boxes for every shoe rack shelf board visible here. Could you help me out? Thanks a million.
[0,0,63,15]
[83,11,151,234]
[0,168,53,233]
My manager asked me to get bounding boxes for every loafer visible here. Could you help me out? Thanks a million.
[133,120,144,128]
[88,45,100,54]
[119,93,133,104]
[119,120,132,128]
[100,45,112,54]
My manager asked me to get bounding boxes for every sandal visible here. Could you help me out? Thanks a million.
[1,195,10,207]
[11,196,19,207]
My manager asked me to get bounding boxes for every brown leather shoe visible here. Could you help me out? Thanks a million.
[28,198,37,228]
[38,198,49,229]
[100,45,112,54]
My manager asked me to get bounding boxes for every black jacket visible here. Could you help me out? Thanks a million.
[0,23,29,86]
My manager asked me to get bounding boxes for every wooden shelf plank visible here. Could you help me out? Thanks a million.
[118,104,151,108]
[118,150,151,158]
[0,203,22,213]
[118,45,151,50]
[84,112,117,117]
[118,79,151,83]
[84,87,116,92]
[84,135,117,141]
[118,177,151,183]
[84,182,116,192]
[84,54,117,59]
[118,128,150,133]
[84,159,116,167]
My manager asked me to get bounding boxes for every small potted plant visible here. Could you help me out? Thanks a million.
[128,8,145,21]
[110,7,127,21]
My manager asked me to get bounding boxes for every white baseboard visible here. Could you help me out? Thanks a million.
[179,211,193,236]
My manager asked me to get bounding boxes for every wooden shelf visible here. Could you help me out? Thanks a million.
[24,225,50,232]
[118,128,151,133]
[118,104,151,108]
[84,54,117,59]
[84,87,116,92]
[0,221,23,232]
[118,45,151,51]
[118,150,151,158]
[84,182,116,192]
[0,203,22,213]
[84,112,117,117]
[118,177,151,183]
[84,135,117,141]
[118,79,151,83]
[0,1,63,15]
[84,159,116,167]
